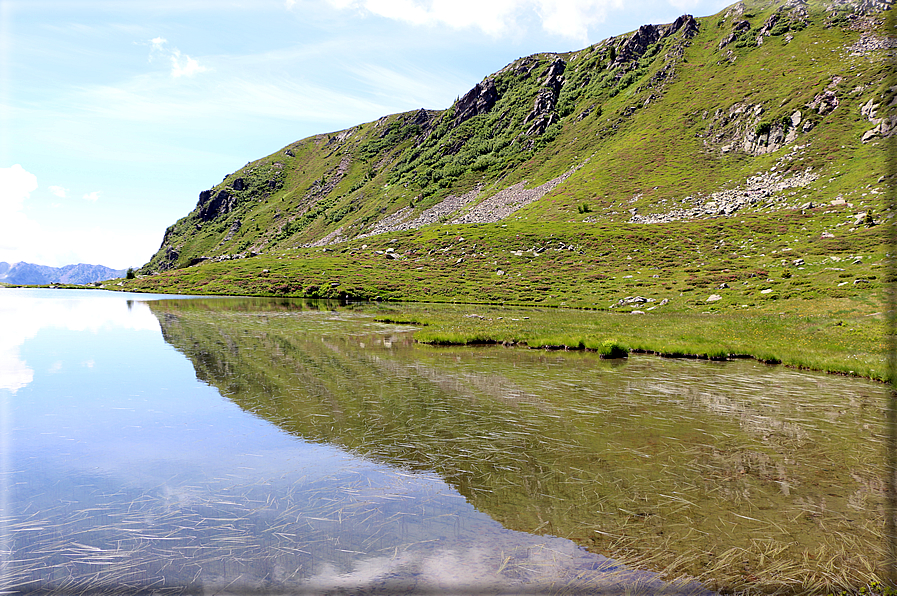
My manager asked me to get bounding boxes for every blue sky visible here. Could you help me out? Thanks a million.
[1,0,732,269]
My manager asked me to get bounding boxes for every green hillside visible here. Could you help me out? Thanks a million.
[125,0,893,317]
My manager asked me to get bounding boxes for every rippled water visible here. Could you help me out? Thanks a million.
[0,289,887,594]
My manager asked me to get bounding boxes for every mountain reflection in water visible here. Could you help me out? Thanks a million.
[148,297,886,593]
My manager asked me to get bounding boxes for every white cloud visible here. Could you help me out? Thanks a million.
[148,36,207,78]
[0,166,42,267]
[170,50,207,78]
[536,0,623,41]
[325,0,623,41]
[48,185,67,198]
[83,191,100,202]
[0,164,38,215]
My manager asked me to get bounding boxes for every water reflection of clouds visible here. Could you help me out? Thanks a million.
[0,289,161,393]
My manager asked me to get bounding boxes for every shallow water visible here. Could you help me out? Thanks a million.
[1,290,710,595]
[0,290,886,594]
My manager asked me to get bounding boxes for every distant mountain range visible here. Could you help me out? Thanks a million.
[0,261,126,285]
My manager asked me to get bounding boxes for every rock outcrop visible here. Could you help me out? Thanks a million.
[197,189,235,222]
[523,59,566,136]
[611,15,699,71]
[719,20,751,49]
[454,79,498,127]
[860,97,897,142]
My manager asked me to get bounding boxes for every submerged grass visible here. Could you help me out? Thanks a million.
[146,299,889,595]
[367,302,886,380]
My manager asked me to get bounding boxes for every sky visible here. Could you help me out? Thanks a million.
[1,0,732,270]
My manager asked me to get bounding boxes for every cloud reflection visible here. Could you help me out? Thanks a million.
[0,289,161,393]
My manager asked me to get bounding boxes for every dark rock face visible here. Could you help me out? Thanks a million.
[232,178,246,191]
[541,59,566,94]
[613,14,699,68]
[408,108,431,128]
[454,78,498,126]
[523,58,566,136]
[165,247,180,267]
[197,190,235,222]
[524,90,560,135]
[719,20,751,49]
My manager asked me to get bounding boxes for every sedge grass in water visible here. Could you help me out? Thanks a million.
[1,289,710,596]
[144,297,888,595]
[368,301,886,380]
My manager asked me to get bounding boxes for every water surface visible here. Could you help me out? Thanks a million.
[2,289,706,595]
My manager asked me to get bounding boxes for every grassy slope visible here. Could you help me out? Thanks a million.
[140,0,892,266]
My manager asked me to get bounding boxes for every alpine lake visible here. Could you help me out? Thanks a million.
[0,289,888,595]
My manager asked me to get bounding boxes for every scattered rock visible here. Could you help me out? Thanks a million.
[846,32,897,57]
[224,219,241,241]
[809,90,839,116]
[631,167,818,224]
[611,296,657,309]
[707,294,723,302]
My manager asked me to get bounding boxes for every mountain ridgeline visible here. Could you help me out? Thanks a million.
[0,261,126,285]
[138,0,893,304]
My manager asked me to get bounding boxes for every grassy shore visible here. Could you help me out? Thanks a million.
[108,216,890,381]
[360,301,887,381]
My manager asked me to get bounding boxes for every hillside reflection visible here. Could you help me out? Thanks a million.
[149,297,886,591]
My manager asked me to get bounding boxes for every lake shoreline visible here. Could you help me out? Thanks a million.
[5,284,887,381]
